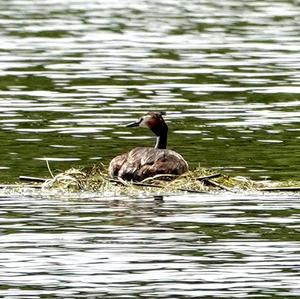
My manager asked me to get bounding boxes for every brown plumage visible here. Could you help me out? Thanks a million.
[109,112,188,181]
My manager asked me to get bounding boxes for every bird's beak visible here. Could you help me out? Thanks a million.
[126,120,141,127]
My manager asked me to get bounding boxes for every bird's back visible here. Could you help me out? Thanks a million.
[109,147,188,181]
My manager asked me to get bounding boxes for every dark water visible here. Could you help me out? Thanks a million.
[0,0,299,182]
[0,0,300,298]
[0,192,300,298]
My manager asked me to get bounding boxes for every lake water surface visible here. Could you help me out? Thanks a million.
[1,192,300,298]
[0,0,299,181]
[0,0,300,297]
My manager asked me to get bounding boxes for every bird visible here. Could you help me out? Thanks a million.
[108,111,188,181]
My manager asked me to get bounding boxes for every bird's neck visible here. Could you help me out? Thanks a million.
[155,130,168,149]
[150,122,168,149]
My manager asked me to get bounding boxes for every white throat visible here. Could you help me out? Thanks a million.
[139,115,152,127]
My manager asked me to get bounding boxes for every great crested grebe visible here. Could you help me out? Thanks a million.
[109,112,188,181]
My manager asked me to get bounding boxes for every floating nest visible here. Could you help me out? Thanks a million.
[39,165,271,194]
[1,164,299,195]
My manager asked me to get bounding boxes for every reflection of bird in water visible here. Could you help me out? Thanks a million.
[109,112,188,181]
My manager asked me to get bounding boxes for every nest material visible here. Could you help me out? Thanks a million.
[40,165,266,194]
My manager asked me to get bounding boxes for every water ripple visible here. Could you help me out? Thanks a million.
[0,0,299,241]
[0,193,299,297]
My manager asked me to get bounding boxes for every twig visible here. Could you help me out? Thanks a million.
[46,159,54,178]
[109,178,162,188]
[141,174,178,183]
[258,186,300,192]
[196,173,222,181]
[178,188,206,193]
[108,178,127,186]
[0,184,42,189]
[19,176,47,183]
[202,179,233,192]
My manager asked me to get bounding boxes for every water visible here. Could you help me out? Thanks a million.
[0,193,300,298]
[0,0,300,297]
[0,0,299,182]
